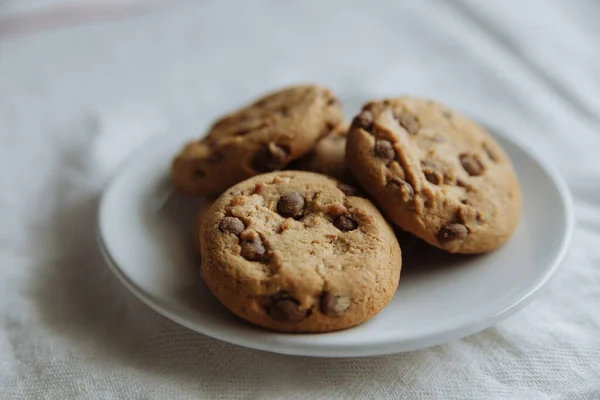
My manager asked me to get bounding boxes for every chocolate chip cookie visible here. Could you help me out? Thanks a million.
[193,199,214,258]
[346,97,522,254]
[291,122,356,183]
[199,171,402,333]
[172,85,344,197]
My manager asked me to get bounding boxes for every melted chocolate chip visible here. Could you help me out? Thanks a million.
[240,236,268,261]
[333,215,358,231]
[219,217,245,236]
[268,298,307,322]
[437,223,468,243]
[459,154,484,176]
[277,191,305,219]
[320,292,351,316]
[421,160,443,185]
[395,112,420,135]
[252,143,288,172]
[386,177,415,202]
[374,139,396,162]
[352,110,374,131]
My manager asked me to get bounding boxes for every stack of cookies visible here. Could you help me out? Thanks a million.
[171,84,522,333]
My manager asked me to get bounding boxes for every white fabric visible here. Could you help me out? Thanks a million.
[1,0,599,398]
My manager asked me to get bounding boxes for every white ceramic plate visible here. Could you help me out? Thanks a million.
[97,121,573,357]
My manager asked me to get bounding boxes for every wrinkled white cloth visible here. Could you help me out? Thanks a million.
[1,0,599,399]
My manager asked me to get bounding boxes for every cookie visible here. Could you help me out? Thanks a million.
[291,122,355,183]
[193,200,214,258]
[346,97,522,254]
[172,85,344,197]
[199,171,401,333]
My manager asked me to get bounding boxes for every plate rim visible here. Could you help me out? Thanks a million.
[97,123,575,358]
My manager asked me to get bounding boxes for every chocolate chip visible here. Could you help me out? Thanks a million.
[459,154,484,176]
[421,160,443,185]
[277,191,305,218]
[338,183,360,197]
[352,111,374,131]
[240,235,268,261]
[252,142,288,172]
[333,215,358,231]
[424,172,442,185]
[327,97,339,106]
[374,139,396,162]
[229,196,245,206]
[320,292,351,316]
[395,112,420,135]
[482,143,498,162]
[438,223,468,243]
[219,217,245,236]
[386,177,415,202]
[461,198,472,206]
[268,298,307,322]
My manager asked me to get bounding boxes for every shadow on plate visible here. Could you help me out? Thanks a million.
[400,236,486,279]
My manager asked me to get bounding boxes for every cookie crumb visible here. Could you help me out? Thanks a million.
[280,218,294,233]
[252,183,265,195]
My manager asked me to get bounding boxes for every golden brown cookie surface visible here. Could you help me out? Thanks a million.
[172,85,343,197]
[346,97,522,254]
[200,171,401,333]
